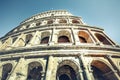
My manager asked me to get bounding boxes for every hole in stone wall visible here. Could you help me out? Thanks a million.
[2,63,12,80]
[58,36,70,43]
[95,33,112,45]
[27,62,43,80]
[40,36,49,44]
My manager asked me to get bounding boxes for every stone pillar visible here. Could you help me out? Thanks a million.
[8,58,27,80]
[27,31,40,45]
[45,56,54,80]
[12,34,26,47]
[79,54,92,80]
[87,29,97,43]
[88,66,95,80]
[71,28,80,45]
[0,65,3,79]
[0,40,2,48]
[49,28,56,45]
[77,66,84,80]
[106,55,120,78]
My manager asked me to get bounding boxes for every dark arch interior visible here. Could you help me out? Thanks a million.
[72,19,80,24]
[79,36,87,43]
[27,62,43,80]
[95,33,112,45]
[40,36,49,44]
[59,74,71,80]
[47,20,53,24]
[78,31,93,43]
[12,37,17,43]
[57,65,77,80]
[25,34,33,44]
[59,19,67,23]
[58,36,70,43]
[2,63,12,80]
[91,65,107,80]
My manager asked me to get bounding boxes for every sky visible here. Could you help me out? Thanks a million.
[0,0,120,44]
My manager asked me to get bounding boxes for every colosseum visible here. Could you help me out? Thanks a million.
[0,10,120,80]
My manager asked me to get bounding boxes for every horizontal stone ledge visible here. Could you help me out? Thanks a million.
[0,45,120,55]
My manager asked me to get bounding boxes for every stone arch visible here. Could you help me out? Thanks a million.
[12,37,18,44]
[59,19,67,23]
[25,34,33,45]
[36,21,41,26]
[40,31,50,44]
[26,24,30,28]
[56,60,79,80]
[47,19,53,24]
[72,19,80,24]
[91,60,118,80]
[78,31,93,43]
[27,61,43,80]
[1,63,13,80]
[58,30,72,43]
[95,33,112,45]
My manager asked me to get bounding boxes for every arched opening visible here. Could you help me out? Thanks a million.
[27,62,43,80]
[47,20,53,24]
[78,31,93,43]
[59,19,67,23]
[57,65,77,80]
[72,19,80,24]
[58,36,70,43]
[56,60,79,80]
[36,22,41,26]
[58,30,72,43]
[40,36,49,44]
[40,31,50,44]
[91,66,107,80]
[25,34,33,45]
[79,36,87,43]
[2,63,12,80]
[95,33,112,45]
[26,24,30,28]
[12,37,17,44]
[91,60,118,80]
[59,74,71,80]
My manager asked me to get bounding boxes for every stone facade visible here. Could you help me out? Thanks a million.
[0,10,120,80]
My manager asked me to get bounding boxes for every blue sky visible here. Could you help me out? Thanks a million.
[0,0,120,44]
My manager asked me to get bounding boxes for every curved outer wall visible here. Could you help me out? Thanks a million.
[0,10,120,80]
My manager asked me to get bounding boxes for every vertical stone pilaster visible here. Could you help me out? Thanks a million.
[12,33,26,47]
[79,54,92,80]
[8,58,27,80]
[49,28,56,45]
[77,67,84,80]
[88,67,95,80]
[106,55,120,78]
[71,28,80,45]
[45,56,54,80]
[51,58,58,80]
[87,29,97,43]
[0,65,3,80]
[28,31,40,45]
[0,40,2,48]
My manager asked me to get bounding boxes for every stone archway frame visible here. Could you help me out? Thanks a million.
[40,31,51,44]
[90,59,119,80]
[78,30,93,43]
[1,62,13,80]
[57,30,72,43]
[57,59,80,80]
[26,60,45,80]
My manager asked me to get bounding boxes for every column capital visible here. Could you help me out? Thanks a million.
[106,55,112,58]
